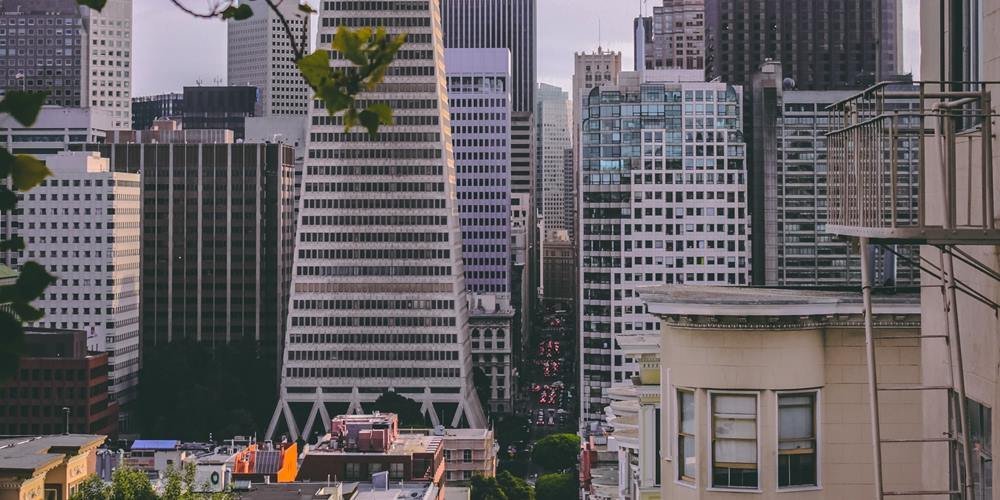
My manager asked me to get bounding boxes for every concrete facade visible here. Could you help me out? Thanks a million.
[579,70,750,422]
[642,286,922,499]
[535,83,573,241]
[227,0,310,116]
[445,48,513,296]
[3,152,140,430]
[270,0,486,440]
[916,1,1000,497]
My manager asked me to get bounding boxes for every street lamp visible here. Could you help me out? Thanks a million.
[62,407,71,435]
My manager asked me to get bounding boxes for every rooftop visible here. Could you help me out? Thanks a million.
[640,285,920,317]
[0,435,106,475]
[310,433,441,457]
[129,440,180,451]
[238,481,439,500]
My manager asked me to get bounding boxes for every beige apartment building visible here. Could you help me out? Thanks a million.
[642,286,922,499]
[914,1,1000,497]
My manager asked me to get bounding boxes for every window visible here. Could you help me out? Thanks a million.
[677,389,696,482]
[345,462,360,480]
[968,398,992,500]
[389,463,405,480]
[778,393,817,488]
[711,393,758,489]
[463,450,473,463]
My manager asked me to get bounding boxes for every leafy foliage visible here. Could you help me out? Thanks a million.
[473,366,492,418]
[531,434,581,472]
[368,391,429,428]
[496,471,535,500]
[0,91,56,382]
[534,472,578,500]
[470,475,508,500]
[70,464,236,500]
[74,0,107,11]
[220,4,253,20]
[298,26,406,136]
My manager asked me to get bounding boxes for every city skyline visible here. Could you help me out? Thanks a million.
[132,0,922,97]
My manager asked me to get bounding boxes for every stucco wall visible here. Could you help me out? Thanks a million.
[659,321,921,499]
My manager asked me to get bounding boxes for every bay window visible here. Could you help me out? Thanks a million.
[778,392,818,488]
[678,389,696,482]
[711,393,758,488]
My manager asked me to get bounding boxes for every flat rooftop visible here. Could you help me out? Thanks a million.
[640,285,920,317]
[237,481,438,500]
[310,433,441,457]
[0,435,106,474]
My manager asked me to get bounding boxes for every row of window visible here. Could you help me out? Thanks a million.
[286,349,458,362]
[286,366,460,380]
[288,333,458,345]
[290,315,457,328]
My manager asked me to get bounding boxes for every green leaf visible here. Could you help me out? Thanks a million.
[11,302,43,322]
[297,49,331,89]
[0,148,14,178]
[75,0,107,11]
[221,4,253,20]
[342,107,359,132]
[0,312,24,382]
[366,103,393,124]
[0,236,24,252]
[332,26,369,66]
[13,261,56,302]
[298,3,317,14]
[0,187,16,211]
[11,155,51,191]
[0,92,50,127]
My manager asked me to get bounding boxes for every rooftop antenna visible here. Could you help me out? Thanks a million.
[597,19,602,52]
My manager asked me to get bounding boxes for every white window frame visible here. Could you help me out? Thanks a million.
[706,390,761,493]
[673,386,697,490]
[775,389,822,493]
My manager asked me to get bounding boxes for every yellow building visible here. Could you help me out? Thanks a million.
[0,435,106,500]
[642,286,921,499]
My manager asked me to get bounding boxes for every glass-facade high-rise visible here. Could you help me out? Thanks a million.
[579,71,750,421]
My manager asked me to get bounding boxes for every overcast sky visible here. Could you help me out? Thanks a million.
[133,0,922,97]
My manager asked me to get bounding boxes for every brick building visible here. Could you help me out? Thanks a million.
[0,328,118,436]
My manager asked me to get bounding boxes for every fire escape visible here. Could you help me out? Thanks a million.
[826,80,999,499]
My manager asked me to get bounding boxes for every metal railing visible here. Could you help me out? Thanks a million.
[825,81,1000,243]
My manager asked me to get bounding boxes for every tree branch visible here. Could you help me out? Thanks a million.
[262,0,308,61]
[167,0,229,18]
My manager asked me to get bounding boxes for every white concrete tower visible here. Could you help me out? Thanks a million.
[267,0,486,441]
[16,151,141,430]
[227,0,310,116]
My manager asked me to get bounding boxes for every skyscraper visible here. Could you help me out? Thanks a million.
[5,151,141,430]
[268,0,486,441]
[579,71,750,421]
[227,0,310,116]
[639,0,901,86]
[445,48,513,295]
[440,0,536,196]
[639,0,705,71]
[440,0,535,115]
[752,61,919,287]
[0,0,133,129]
[639,0,902,284]
[535,83,572,241]
[77,141,296,359]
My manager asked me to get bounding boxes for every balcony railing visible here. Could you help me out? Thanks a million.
[825,81,1000,243]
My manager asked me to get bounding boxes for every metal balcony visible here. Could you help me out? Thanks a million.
[825,81,1000,244]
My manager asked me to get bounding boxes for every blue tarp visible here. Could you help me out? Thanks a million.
[129,440,179,451]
